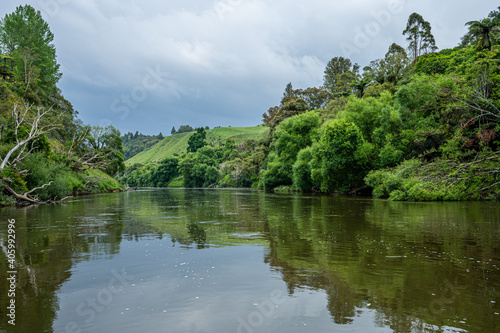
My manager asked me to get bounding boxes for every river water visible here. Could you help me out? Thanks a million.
[0,189,499,333]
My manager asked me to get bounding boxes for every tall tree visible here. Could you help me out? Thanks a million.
[0,5,61,99]
[465,18,500,50]
[402,13,437,63]
[283,82,295,99]
[323,56,352,94]
[365,43,409,84]
[171,126,176,135]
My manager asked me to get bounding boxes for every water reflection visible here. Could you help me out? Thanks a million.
[0,194,125,333]
[0,189,499,332]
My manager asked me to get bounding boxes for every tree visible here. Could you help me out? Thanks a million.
[403,13,438,63]
[283,82,295,99]
[179,146,218,187]
[262,111,321,191]
[0,103,60,203]
[382,43,409,83]
[465,18,500,50]
[351,76,373,97]
[313,119,365,193]
[171,126,176,135]
[334,71,357,97]
[262,97,308,133]
[363,43,409,85]
[187,127,206,153]
[323,56,353,94]
[177,125,194,133]
[0,5,61,99]
[294,87,333,109]
[81,125,125,175]
[0,54,13,78]
[152,157,179,187]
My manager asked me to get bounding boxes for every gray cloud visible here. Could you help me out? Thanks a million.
[0,0,497,134]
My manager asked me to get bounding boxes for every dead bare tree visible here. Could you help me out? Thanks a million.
[0,103,59,204]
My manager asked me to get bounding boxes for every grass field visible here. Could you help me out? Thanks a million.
[126,125,269,165]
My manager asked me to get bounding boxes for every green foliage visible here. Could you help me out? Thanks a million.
[338,92,395,143]
[0,5,61,102]
[294,87,333,109]
[27,156,78,199]
[365,149,500,201]
[1,121,51,154]
[292,146,317,192]
[220,140,266,188]
[262,97,309,133]
[283,82,295,99]
[323,56,354,94]
[261,152,292,191]
[179,146,219,187]
[122,131,163,160]
[363,82,398,98]
[465,18,500,51]
[262,112,321,191]
[86,169,122,192]
[364,43,409,85]
[323,97,348,119]
[274,111,321,163]
[176,125,195,134]
[22,153,80,200]
[314,119,366,193]
[153,157,179,187]
[0,182,16,206]
[187,127,207,153]
[222,138,238,160]
[89,125,125,175]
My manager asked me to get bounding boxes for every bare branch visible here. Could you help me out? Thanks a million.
[71,150,113,172]
[0,104,59,172]
[3,183,39,204]
[59,195,74,202]
[24,181,54,196]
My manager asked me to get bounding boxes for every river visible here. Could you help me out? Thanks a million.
[0,189,499,332]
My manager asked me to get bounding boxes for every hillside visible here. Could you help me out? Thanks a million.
[122,132,164,160]
[126,125,269,165]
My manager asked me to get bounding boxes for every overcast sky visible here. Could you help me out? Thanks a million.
[0,1,498,134]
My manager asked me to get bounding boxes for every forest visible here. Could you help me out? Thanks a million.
[1,5,500,205]
[123,8,500,201]
[0,5,124,206]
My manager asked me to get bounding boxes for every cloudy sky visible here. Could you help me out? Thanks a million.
[0,0,498,134]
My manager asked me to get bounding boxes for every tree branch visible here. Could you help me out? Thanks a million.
[24,181,54,196]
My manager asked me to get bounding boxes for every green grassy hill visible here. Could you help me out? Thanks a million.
[126,125,269,165]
